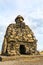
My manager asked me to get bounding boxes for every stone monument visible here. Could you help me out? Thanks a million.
[1,15,39,56]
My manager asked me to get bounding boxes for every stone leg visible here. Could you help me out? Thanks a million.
[15,46,20,55]
[7,43,17,56]
[26,46,30,54]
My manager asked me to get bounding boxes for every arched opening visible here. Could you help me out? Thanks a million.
[19,45,26,54]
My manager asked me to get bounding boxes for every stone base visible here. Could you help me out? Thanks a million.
[0,55,43,61]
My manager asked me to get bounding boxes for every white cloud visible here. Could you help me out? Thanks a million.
[29,9,43,19]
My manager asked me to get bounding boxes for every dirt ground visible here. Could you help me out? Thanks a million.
[0,60,43,65]
[0,55,43,65]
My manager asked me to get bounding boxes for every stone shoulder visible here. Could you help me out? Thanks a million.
[7,23,16,28]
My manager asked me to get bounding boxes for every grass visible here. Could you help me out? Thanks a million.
[40,51,43,55]
[0,51,1,54]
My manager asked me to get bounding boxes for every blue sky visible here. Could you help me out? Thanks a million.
[0,0,43,51]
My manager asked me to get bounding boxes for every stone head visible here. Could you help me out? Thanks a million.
[15,15,24,23]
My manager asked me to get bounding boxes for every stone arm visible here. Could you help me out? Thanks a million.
[1,36,7,55]
[1,24,13,55]
[25,25,37,42]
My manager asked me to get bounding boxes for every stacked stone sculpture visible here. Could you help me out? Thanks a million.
[1,15,39,56]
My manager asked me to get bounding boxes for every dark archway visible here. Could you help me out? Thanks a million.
[19,45,26,54]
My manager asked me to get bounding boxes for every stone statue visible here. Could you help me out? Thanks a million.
[1,15,39,56]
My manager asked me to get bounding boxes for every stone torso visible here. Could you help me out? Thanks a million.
[5,23,35,43]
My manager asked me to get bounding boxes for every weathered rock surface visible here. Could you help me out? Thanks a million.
[1,15,39,56]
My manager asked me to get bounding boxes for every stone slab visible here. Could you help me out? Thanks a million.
[0,55,43,61]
